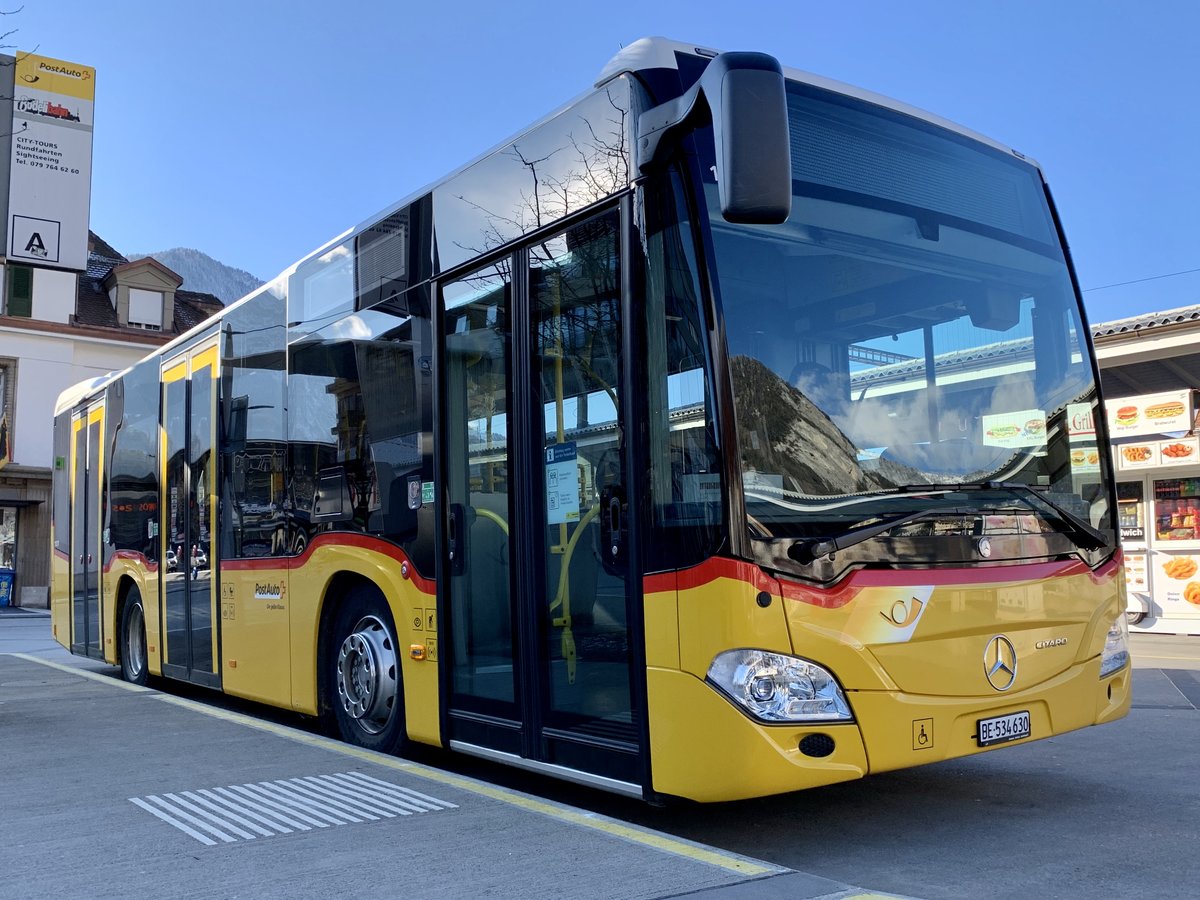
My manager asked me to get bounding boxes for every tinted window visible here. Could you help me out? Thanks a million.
[52,413,70,555]
[433,80,633,273]
[221,284,288,558]
[641,169,725,568]
[107,361,160,563]
[288,288,433,570]
[290,241,355,333]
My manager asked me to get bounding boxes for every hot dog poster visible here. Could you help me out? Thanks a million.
[981,408,1047,449]
[1107,389,1193,438]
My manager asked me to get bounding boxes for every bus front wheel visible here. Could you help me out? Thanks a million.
[120,587,149,687]
[328,585,406,754]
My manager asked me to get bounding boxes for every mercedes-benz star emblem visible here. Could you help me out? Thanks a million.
[984,635,1017,691]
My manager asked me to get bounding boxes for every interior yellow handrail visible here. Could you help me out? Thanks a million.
[548,502,601,616]
[475,507,509,536]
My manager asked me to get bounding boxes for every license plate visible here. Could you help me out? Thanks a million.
[976,710,1031,747]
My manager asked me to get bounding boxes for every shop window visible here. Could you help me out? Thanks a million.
[0,506,15,569]
[1153,478,1200,542]
[0,361,13,467]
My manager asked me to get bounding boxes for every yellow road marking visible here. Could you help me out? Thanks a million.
[14,653,778,878]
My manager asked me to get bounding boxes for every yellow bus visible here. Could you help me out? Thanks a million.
[51,38,1130,802]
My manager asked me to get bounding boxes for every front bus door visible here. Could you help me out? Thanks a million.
[160,339,220,687]
[441,207,645,793]
[70,401,104,659]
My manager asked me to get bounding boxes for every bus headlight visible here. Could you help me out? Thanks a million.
[707,649,853,722]
[1100,615,1130,678]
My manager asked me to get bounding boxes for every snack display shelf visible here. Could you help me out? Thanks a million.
[1115,459,1200,635]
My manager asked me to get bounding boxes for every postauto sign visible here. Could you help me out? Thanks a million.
[7,52,95,272]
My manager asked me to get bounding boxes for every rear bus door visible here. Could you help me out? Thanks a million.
[69,400,104,659]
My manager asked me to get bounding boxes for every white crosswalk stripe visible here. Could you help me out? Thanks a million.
[129,771,455,845]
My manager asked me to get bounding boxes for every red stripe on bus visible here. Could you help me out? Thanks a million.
[652,552,1119,609]
[220,533,436,595]
[102,550,159,574]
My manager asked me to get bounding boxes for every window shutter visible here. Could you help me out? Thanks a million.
[6,266,32,317]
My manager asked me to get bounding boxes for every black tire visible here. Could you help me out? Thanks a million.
[1125,610,1146,626]
[327,584,406,754]
[119,587,150,687]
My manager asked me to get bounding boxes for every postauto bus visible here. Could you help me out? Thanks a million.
[51,38,1130,802]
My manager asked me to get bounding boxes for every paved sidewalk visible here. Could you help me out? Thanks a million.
[0,652,913,900]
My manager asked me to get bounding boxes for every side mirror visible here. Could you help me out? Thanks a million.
[638,51,791,224]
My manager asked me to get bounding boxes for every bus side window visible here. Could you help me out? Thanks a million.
[287,301,428,558]
[290,239,356,334]
[642,169,725,569]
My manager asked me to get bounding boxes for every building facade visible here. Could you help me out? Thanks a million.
[1092,303,1200,634]
[1,234,222,606]
[0,49,224,606]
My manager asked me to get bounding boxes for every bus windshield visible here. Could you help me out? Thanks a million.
[700,80,1110,548]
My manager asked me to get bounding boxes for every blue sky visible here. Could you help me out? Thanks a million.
[16,0,1199,324]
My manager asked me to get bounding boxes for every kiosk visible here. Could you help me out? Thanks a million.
[1108,389,1200,634]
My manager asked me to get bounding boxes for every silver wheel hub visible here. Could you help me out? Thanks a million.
[336,615,397,735]
[126,604,146,678]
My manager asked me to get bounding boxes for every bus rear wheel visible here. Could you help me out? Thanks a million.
[328,586,406,754]
[120,587,149,687]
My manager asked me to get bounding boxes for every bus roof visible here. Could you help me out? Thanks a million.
[596,37,1040,168]
[60,37,1043,415]
[55,374,116,416]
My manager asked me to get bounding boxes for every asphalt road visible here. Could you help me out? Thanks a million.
[4,611,1196,899]
[557,633,1200,900]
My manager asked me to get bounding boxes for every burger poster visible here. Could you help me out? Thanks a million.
[1107,390,1193,438]
[982,409,1047,449]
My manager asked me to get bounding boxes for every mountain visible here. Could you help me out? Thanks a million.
[129,247,264,306]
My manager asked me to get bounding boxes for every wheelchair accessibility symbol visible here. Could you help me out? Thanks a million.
[912,718,934,751]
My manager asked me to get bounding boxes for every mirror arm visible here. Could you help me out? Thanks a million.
[636,51,784,173]
[636,79,707,175]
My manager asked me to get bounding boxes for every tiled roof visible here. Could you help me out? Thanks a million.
[1092,304,1200,338]
[87,230,125,262]
[78,233,223,336]
[174,290,223,331]
[75,277,120,329]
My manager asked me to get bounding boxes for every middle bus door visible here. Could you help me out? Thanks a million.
[441,207,645,791]
[160,339,221,687]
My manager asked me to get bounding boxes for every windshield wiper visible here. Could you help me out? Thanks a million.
[889,481,1108,551]
[981,481,1108,551]
[787,504,970,564]
[785,481,1109,565]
